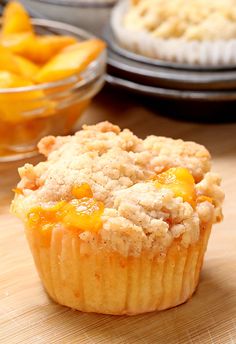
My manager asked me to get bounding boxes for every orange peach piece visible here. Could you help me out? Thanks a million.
[0,71,32,122]
[35,39,106,83]
[62,198,104,232]
[154,167,196,206]
[20,35,78,64]
[72,183,93,199]
[0,43,39,80]
[28,202,66,228]
[1,1,33,35]
[27,202,66,247]
[0,45,21,74]
[0,32,34,54]
[27,197,104,235]
[0,34,76,64]
[0,71,54,123]
[0,70,32,88]
[14,55,39,80]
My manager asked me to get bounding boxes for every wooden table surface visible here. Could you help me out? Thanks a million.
[0,89,236,344]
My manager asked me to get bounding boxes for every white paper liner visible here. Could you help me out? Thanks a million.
[111,0,236,67]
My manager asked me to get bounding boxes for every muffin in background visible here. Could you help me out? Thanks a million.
[111,0,236,66]
[11,121,224,315]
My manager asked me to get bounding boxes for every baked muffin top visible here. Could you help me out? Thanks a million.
[12,122,224,256]
[124,0,236,40]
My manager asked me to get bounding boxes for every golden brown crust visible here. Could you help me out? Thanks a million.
[18,121,211,195]
[82,121,121,134]
[38,135,71,157]
[12,121,224,255]
[38,136,56,157]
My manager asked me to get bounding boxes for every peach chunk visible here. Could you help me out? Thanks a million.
[20,35,78,64]
[0,70,32,88]
[154,167,196,206]
[2,1,33,35]
[72,183,93,199]
[35,39,106,83]
[14,55,39,80]
[28,202,66,228]
[0,71,54,123]
[62,198,104,232]
[27,197,104,236]
[0,32,34,54]
[27,202,66,247]
[0,45,21,74]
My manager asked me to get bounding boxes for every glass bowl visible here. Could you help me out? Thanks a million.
[0,18,106,162]
[21,0,117,35]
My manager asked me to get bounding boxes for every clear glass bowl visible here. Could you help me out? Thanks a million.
[0,19,106,162]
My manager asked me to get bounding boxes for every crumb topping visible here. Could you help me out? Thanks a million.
[12,121,224,256]
[124,0,236,41]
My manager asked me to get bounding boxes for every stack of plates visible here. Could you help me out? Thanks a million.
[105,28,236,103]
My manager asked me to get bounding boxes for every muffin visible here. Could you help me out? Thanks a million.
[11,121,224,315]
[111,0,236,66]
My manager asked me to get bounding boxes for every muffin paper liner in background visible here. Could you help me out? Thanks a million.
[25,222,211,315]
[111,0,236,67]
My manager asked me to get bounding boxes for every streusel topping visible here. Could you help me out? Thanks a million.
[124,0,236,41]
[12,121,224,255]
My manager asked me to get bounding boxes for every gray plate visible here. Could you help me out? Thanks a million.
[106,74,236,101]
[105,26,236,71]
[108,49,236,91]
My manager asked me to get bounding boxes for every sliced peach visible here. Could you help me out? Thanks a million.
[27,197,104,235]
[14,55,39,80]
[0,33,76,65]
[153,167,196,206]
[0,32,34,54]
[28,202,66,227]
[35,39,106,83]
[62,198,104,232]
[19,35,78,64]
[0,45,21,74]
[0,70,32,88]
[2,1,33,35]
[0,71,54,123]
[72,183,93,199]
[27,202,66,247]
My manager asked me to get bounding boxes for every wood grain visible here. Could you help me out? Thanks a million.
[0,89,236,344]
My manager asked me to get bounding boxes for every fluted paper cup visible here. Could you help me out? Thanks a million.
[111,0,236,67]
[24,221,211,315]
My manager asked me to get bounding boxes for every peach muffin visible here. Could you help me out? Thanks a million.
[11,122,224,315]
[112,0,236,65]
